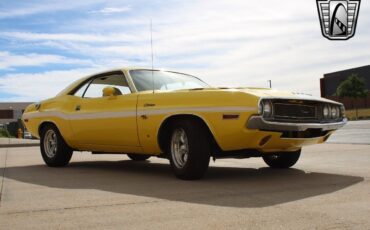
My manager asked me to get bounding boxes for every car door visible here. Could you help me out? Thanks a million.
[69,71,139,147]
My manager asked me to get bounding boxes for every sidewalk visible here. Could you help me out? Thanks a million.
[0,137,39,148]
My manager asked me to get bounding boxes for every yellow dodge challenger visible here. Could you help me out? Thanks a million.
[22,68,347,179]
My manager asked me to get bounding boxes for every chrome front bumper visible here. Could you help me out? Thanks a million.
[247,116,347,132]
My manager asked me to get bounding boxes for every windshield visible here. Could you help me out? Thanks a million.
[129,70,210,92]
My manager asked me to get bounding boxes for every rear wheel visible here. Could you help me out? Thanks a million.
[168,119,210,180]
[262,149,301,168]
[127,154,150,161]
[40,124,73,167]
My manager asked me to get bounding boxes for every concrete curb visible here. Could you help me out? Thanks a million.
[0,138,40,148]
[0,143,40,148]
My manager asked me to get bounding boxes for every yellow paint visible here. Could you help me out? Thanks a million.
[22,68,342,155]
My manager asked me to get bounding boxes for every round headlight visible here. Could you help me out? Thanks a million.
[337,107,341,118]
[323,105,329,118]
[263,101,272,117]
[331,106,338,118]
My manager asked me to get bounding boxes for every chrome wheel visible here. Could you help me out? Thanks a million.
[170,128,189,168]
[44,129,58,158]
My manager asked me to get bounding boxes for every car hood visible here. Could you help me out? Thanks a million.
[234,87,341,104]
[183,87,341,105]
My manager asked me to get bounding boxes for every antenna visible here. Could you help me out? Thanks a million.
[150,19,154,94]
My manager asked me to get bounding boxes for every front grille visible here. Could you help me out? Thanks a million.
[274,103,317,120]
[261,99,343,123]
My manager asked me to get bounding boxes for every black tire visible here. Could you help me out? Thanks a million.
[262,149,301,168]
[168,119,210,180]
[40,124,73,167]
[127,154,151,161]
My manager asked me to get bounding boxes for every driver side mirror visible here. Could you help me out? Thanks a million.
[102,86,116,97]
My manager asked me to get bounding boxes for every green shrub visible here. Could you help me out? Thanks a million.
[0,128,11,138]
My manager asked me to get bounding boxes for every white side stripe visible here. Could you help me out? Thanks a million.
[22,106,256,120]
[137,106,255,116]
[23,110,136,120]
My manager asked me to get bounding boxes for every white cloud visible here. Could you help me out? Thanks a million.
[90,6,131,14]
[0,68,101,102]
[1,0,370,101]
[0,4,63,18]
[1,32,143,43]
[0,51,91,69]
[0,0,106,18]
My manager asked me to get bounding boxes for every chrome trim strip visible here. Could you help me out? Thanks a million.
[247,116,347,131]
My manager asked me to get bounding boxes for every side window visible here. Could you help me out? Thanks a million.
[73,82,90,97]
[83,73,131,98]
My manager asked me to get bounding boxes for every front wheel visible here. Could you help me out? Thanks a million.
[168,119,210,180]
[40,124,73,167]
[262,149,301,168]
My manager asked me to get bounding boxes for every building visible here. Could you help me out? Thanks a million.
[320,65,370,110]
[0,102,33,124]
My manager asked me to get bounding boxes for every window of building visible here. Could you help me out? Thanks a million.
[0,110,14,119]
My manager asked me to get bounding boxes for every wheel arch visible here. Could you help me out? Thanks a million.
[157,114,220,154]
[38,120,75,149]
[38,121,59,136]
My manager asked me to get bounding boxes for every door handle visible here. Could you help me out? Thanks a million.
[75,105,81,111]
[144,103,156,107]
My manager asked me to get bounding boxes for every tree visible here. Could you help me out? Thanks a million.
[0,128,11,138]
[336,74,368,120]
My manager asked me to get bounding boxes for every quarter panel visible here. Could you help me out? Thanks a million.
[22,96,76,147]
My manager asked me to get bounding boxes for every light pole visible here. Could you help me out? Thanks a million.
[268,80,272,88]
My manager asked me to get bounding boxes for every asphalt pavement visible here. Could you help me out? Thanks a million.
[0,121,369,229]
[327,120,370,145]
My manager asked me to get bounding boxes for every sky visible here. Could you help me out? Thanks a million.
[0,0,369,102]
